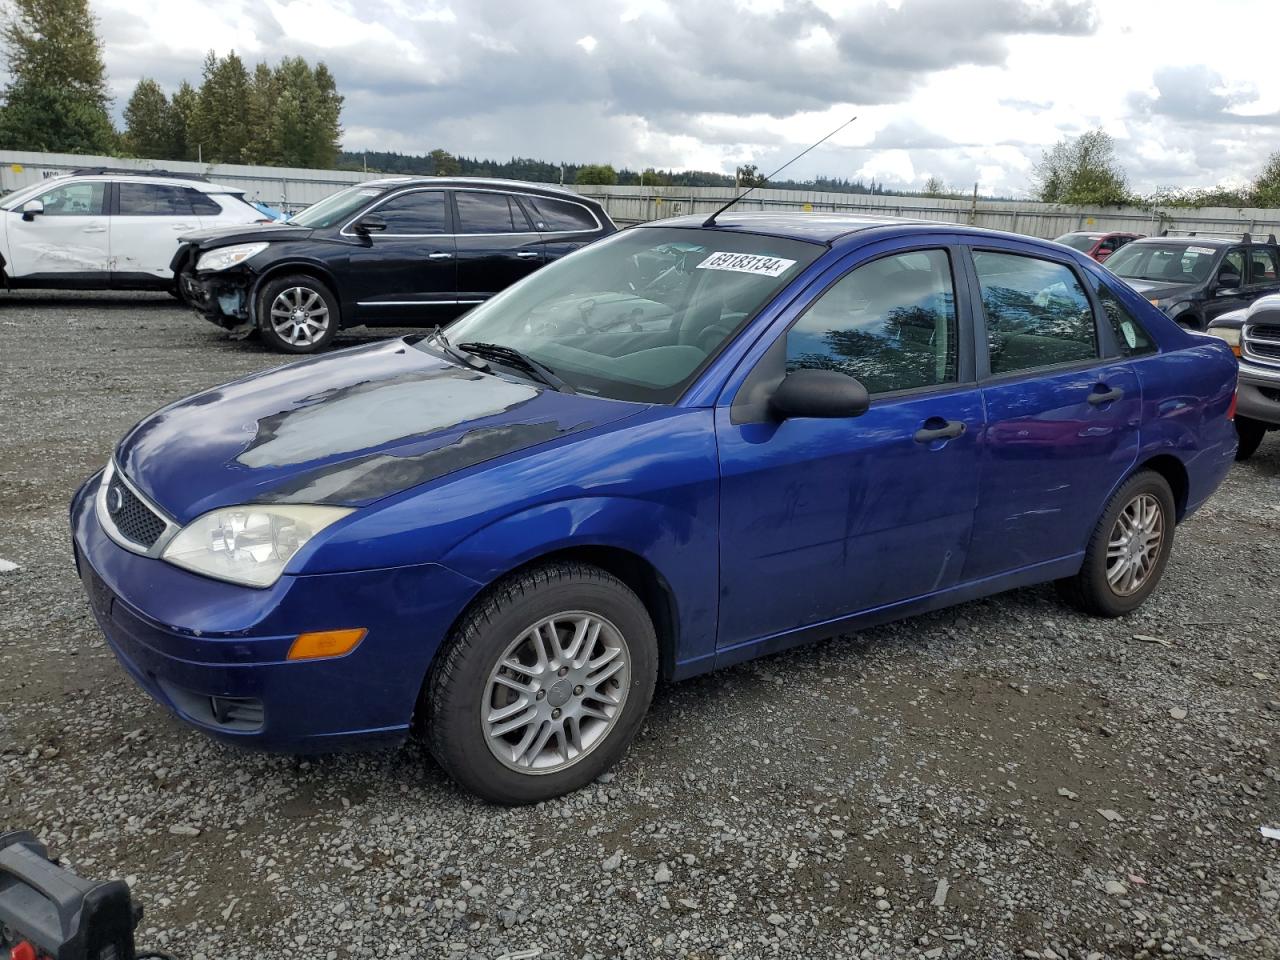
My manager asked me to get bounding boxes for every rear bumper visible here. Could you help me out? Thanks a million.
[70,474,481,752]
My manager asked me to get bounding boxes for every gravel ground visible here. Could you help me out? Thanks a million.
[1,291,1278,960]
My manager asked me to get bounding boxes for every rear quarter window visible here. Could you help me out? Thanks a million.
[523,196,601,232]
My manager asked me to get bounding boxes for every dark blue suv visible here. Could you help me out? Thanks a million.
[72,213,1238,804]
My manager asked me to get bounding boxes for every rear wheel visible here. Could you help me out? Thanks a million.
[425,562,658,805]
[257,273,339,353]
[1235,416,1267,461]
[1056,470,1176,617]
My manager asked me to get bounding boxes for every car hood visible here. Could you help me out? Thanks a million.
[179,223,316,248]
[115,339,641,523]
[1119,278,1195,299]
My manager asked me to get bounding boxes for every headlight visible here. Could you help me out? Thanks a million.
[161,504,353,587]
[196,242,269,273]
[1207,326,1242,355]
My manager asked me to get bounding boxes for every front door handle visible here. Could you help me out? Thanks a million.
[515,251,539,260]
[427,251,453,260]
[1087,385,1124,405]
[83,225,107,234]
[914,419,966,443]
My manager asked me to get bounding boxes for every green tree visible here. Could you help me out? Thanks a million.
[122,77,172,158]
[575,163,618,186]
[429,148,459,176]
[0,0,115,152]
[192,50,250,162]
[269,58,342,167]
[1032,129,1130,206]
[242,62,279,164]
[1251,153,1280,208]
[168,79,198,160]
[735,163,764,187]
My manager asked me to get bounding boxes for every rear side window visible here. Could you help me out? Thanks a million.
[34,181,105,216]
[1089,277,1156,356]
[118,183,194,216]
[373,190,448,234]
[973,251,1098,375]
[455,192,532,234]
[1248,247,1280,285]
[524,196,600,232]
[786,249,958,394]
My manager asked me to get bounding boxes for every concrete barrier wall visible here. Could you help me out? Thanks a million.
[4,150,1279,241]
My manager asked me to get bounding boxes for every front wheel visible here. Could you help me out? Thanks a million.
[1235,417,1267,462]
[1056,470,1176,617]
[424,563,658,805]
[257,274,339,353]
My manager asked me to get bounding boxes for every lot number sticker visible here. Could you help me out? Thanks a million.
[696,251,797,277]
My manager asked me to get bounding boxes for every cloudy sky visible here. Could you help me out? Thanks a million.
[92,0,1280,197]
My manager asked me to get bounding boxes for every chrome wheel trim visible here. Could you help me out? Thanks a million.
[269,286,330,346]
[1105,493,1165,596]
[482,611,631,775]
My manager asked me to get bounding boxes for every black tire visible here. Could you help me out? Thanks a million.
[256,273,339,354]
[1055,470,1177,617]
[1235,416,1267,462]
[425,562,658,805]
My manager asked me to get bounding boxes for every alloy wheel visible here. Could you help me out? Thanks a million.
[482,611,631,774]
[269,286,330,347]
[1105,493,1165,596]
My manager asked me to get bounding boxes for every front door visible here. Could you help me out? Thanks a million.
[1203,246,1250,325]
[716,244,984,651]
[345,188,457,325]
[7,179,109,281]
[452,190,547,303]
[962,246,1141,580]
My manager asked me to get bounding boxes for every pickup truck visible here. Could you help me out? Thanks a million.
[1207,294,1280,460]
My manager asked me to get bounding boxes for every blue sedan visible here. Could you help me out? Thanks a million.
[71,213,1239,804]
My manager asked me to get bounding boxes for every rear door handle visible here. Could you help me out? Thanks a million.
[83,225,106,234]
[427,251,453,260]
[515,251,540,260]
[1087,386,1124,405]
[914,419,966,443]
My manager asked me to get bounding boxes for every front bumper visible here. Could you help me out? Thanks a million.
[1237,359,1280,426]
[70,474,481,751]
[183,269,254,330]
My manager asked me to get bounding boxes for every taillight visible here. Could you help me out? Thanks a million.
[1227,388,1238,421]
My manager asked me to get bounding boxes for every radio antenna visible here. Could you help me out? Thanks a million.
[702,115,857,228]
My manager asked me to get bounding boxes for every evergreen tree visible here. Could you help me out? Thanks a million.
[0,0,115,152]
[269,57,342,167]
[243,62,279,164]
[192,50,250,162]
[122,77,172,158]
[168,80,198,160]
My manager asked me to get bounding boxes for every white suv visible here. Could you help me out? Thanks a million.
[0,170,266,296]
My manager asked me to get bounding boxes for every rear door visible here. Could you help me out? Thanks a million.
[1244,245,1280,302]
[110,182,201,284]
[452,190,546,301]
[6,179,109,281]
[961,245,1140,580]
[343,187,457,325]
[715,240,984,650]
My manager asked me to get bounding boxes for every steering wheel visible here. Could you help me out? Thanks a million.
[697,324,732,354]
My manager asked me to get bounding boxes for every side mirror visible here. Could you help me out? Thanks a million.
[1216,272,1241,294]
[354,214,387,235]
[21,199,43,221]
[769,368,870,420]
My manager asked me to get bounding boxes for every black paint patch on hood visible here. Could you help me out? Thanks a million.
[261,420,593,504]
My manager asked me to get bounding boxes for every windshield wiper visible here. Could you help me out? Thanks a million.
[426,326,489,371]
[458,341,575,393]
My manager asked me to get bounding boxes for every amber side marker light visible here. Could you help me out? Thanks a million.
[287,628,368,661]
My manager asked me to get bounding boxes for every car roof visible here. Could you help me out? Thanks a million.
[45,172,244,195]
[365,176,597,203]
[642,211,934,243]
[1125,235,1250,248]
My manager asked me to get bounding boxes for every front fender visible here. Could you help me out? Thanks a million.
[440,496,720,676]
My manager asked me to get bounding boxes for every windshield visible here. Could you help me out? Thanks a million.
[0,178,67,210]
[1107,242,1221,284]
[436,227,823,403]
[1055,233,1101,252]
[289,184,389,228]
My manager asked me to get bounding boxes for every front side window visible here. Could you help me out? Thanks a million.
[371,190,448,234]
[974,251,1098,375]
[455,192,532,234]
[440,228,822,402]
[1089,277,1156,357]
[524,196,599,232]
[118,183,193,216]
[34,181,105,216]
[786,249,958,394]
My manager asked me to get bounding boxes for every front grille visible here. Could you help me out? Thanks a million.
[105,473,167,548]
[1243,322,1280,368]
[1249,323,1280,341]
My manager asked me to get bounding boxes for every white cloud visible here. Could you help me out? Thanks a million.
[90,0,1280,196]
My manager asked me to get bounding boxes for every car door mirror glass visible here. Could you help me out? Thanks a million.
[1216,271,1241,292]
[769,369,870,420]
[355,214,387,234]
[21,199,43,220]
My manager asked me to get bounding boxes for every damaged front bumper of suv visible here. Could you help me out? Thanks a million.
[179,266,257,336]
